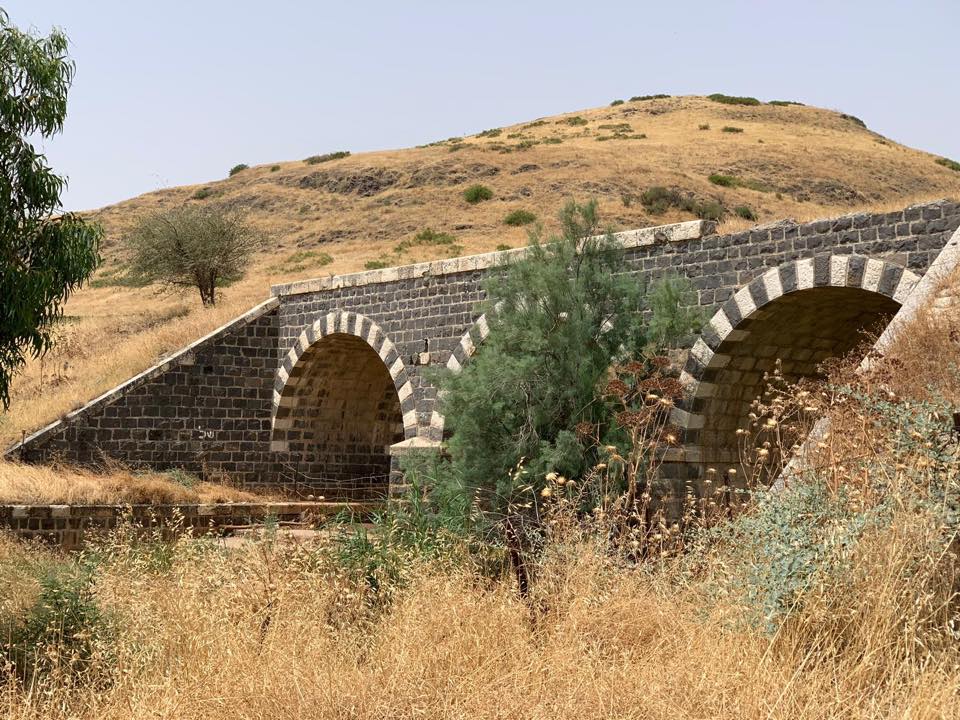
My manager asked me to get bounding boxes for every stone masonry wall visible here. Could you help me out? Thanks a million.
[13,300,282,488]
[9,200,960,500]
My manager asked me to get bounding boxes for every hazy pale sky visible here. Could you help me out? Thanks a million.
[6,0,959,212]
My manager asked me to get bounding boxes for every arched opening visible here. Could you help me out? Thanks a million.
[694,286,899,481]
[273,333,404,499]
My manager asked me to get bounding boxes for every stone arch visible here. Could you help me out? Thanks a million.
[270,311,417,496]
[669,254,920,487]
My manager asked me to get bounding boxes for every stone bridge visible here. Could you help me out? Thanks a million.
[10,200,960,501]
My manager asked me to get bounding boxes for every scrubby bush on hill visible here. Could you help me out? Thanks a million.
[304,151,350,164]
[228,163,248,176]
[630,93,670,101]
[708,93,761,106]
[640,186,727,221]
[721,125,744,133]
[463,184,494,203]
[503,209,537,226]
[936,157,960,172]
[734,205,757,220]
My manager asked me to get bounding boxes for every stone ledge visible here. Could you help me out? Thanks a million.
[271,220,710,297]
[5,297,280,457]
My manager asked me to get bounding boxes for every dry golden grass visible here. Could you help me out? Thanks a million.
[0,460,264,504]
[4,95,960,449]
[0,237,958,719]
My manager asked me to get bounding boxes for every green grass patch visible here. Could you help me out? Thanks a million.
[708,93,760,106]
[192,187,216,200]
[734,205,757,221]
[304,151,350,164]
[228,163,248,176]
[707,174,772,192]
[477,128,502,138]
[364,259,390,270]
[596,133,646,142]
[447,143,468,152]
[496,243,512,251]
[269,165,281,172]
[721,126,744,133]
[599,123,632,132]
[395,228,460,255]
[503,209,537,226]
[563,116,588,126]
[524,120,548,128]
[89,265,150,289]
[273,250,334,273]
[936,157,960,172]
[542,137,563,145]
[464,184,494,203]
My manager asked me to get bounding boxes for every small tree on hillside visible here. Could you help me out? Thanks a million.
[126,205,262,306]
[0,12,102,408]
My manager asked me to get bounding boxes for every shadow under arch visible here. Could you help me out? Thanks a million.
[270,311,417,499]
[666,253,921,496]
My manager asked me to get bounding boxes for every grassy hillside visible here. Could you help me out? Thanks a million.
[3,94,960,448]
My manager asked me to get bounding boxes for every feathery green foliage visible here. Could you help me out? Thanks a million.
[0,11,102,408]
[437,200,701,514]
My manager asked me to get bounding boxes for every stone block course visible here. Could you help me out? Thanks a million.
[7,202,960,501]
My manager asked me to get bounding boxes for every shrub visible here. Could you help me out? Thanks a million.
[640,186,681,215]
[640,187,726,221]
[274,250,334,273]
[707,93,760,106]
[542,137,563,144]
[1,562,116,688]
[192,187,215,200]
[126,205,263,306]
[610,99,624,106]
[447,143,467,153]
[708,173,737,187]
[304,151,350,164]
[935,157,960,172]
[524,119,548,128]
[698,123,710,130]
[477,128,502,138]
[269,164,281,172]
[395,228,459,255]
[563,116,588,126]
[768,99,804,106]
[464,184,494,204]
[364,259,389,270]
[496,243,511,251]
[721,126,744,133]
[503,209,536,226]
[839,113,867,128]
[734,205,757,221]
[630,94,670,101]
[228,163,248,176]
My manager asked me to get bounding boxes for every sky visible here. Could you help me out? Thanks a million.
[6,0,960,212]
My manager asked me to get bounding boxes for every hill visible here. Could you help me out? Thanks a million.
[3,94,960,447]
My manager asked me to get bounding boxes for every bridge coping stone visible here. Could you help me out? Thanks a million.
[271,219,710,297]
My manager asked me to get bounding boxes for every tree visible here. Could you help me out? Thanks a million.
[0,11,102,409]
[126,205,262,306]
[438,200,701,514]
